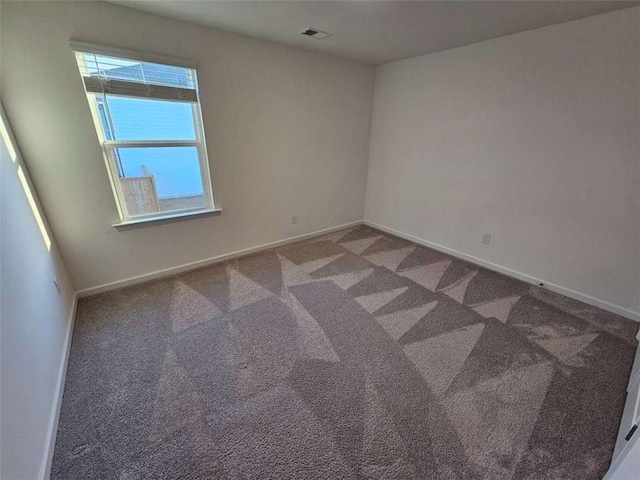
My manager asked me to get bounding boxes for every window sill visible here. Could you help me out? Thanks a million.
[112,208,223,231]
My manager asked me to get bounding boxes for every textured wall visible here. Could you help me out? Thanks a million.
[0,105,76,479]
[1,1,375,291]
[365,7,640,315]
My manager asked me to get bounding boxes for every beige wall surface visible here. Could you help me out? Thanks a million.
[1,105,76,480]
[365,7,640,314]
[1,1,375,291]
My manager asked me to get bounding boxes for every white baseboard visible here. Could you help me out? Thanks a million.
[365,220,640,323]
[77,220,364,298]
[38,293,78,480]
[36,218,638,479]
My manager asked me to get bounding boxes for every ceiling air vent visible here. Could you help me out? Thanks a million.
[299,28,333,40]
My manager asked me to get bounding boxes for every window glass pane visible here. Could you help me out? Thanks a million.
[74,49,214,220]
[97,96,196,141]
[81,53,196,89]
[114,146,207,216]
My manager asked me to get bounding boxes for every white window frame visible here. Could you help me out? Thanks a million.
[71,42,217,225]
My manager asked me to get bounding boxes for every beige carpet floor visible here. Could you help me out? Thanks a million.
[52,225,638,479]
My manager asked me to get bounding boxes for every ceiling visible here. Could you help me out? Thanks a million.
[111,1,639,65]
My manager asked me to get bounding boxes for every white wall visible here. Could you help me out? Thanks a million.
[0,104,76,479]
[366,7,640,316]
[607,431,640,480]
[0,1,375,292]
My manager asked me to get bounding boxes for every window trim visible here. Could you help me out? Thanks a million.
[72,42,217,223]
[112,207,223,231]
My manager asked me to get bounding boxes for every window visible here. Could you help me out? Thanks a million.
[72,44,215,222]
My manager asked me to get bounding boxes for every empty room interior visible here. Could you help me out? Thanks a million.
[2,1,640,479]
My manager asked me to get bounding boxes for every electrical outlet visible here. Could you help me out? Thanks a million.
[53,278,62,295]
[481,233,492,245]
[291,214,298,224]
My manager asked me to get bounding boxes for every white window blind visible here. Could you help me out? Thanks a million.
[73,44,199,103]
